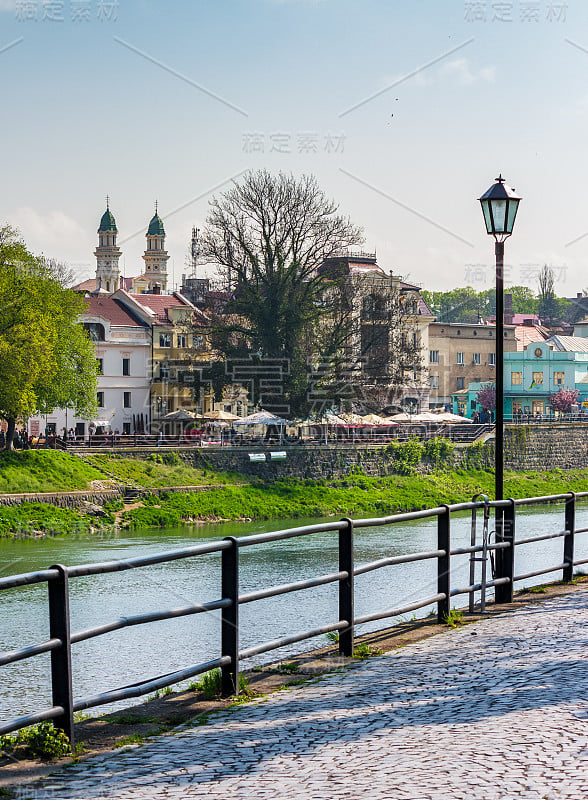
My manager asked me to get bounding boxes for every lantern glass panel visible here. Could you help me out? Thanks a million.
[490,199,507,232]
[481,200,493,234]
[506,199,519,234]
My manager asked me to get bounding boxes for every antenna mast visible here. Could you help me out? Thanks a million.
[191,226,200,277]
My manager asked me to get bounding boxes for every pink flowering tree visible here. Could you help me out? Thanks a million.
[550,388,580,414]
[476,383,496,412]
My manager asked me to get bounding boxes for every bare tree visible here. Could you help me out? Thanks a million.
[537,264,559,324]
[195,171,363,414]
[313,273,425,414]
[200,170,363,361]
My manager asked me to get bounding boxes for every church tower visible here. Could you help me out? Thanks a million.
[94,199,122,293]
[142,203,169,291]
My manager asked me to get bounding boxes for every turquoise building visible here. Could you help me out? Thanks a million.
[453,336,588,419]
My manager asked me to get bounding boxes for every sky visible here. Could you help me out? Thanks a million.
[1,0,587,297]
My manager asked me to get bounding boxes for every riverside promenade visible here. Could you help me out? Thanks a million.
[16,587,588,800]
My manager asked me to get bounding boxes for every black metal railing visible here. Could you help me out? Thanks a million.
[1,491,587,748]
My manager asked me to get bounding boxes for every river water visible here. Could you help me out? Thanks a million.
[1,503,587,724]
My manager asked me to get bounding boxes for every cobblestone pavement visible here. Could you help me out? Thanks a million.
[15,589,588,800]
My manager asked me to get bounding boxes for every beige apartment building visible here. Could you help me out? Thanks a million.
[428,322,517,408]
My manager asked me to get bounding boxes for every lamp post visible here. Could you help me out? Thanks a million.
[479,175,521,501]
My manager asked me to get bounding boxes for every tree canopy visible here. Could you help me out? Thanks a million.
[0,226,98,447]
[550,388,580,413]
[200,170,363,359]
[421,282,574,324]
[198,170,365,414]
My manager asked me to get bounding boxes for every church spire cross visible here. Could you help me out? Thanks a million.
[106,194,110,209]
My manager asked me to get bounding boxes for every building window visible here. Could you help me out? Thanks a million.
[123,392,131,408]
[429,350,439,363]
[456,352,464,365]
[456,377,465,390]
[122,422,131,435]
[177,334,187,348]
[159,364,170,380]
[489,353,496,366]
[159,333,171,348]
[554,371,565,385]
[193,334,204,349]
[511,372,522,385]
[532,371,544,385]
[122,358,130,376]
[84,322,105,342]
[473,353,481,365]
[96,358,103,375]
[97,391,104,407]
[430,375,439,389]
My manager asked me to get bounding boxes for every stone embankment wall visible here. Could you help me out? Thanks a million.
[0,424,585,509]
[171,423,588,478]
[0,488,125,509]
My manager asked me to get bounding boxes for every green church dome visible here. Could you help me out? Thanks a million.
[98,208,117,233]
[147,212,165,236]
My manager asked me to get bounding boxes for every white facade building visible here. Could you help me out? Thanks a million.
[28,296,151,439]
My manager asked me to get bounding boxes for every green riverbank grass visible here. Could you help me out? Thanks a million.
[0,451,104,494]
[121,469,588,528]
[84,453,249,488]
[0,502,100,537]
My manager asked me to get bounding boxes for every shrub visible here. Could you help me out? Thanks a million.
[422,437,454,465]
[0,722,71,760]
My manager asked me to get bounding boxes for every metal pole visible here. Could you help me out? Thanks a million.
[495,498,515,604]
[495,240,505,503]
[48,565,74,748]
[563,492,576,583]
[437,505,451,623]
[338,518,354,657]
[221,537,239,696]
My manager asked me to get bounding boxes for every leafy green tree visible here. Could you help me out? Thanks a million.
[0,226,98,448]
[508,285,537,316]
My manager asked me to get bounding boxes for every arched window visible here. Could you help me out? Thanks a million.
[84,322,105,342]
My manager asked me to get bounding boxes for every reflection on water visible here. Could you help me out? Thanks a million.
[1,505,587,722]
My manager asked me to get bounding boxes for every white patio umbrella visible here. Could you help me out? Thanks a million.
[432,412,473,423]
[233,410,289,426]
[202,410,240,421]
[162,410,197,421]
[233,410,290,443]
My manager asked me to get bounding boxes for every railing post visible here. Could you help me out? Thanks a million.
[495,499,515,604]
[563,492,576,583]
[48,564,74,749]
[437,505,451,624]
[221,537,239,697]
[338,518,354,657]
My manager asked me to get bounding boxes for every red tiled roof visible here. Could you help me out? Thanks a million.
[129,293,191,323]
[74,276,135,292]
[73,278,97,292]
[513,324,549,351]
[84,296,147,327]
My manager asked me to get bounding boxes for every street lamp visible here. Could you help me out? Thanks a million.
[479,175,521,502]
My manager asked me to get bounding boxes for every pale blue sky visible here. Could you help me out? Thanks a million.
[1,0,588,296]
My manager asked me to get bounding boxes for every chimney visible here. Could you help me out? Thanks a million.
[152,284,161,295]
[504,293,514,325]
